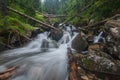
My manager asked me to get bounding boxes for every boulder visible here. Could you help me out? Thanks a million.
[41,39,58,52]
[77,50,119,72]
[41,39,49,52]
[31,27,42,38]
[53,22,59,28]
[72,33,88,52]
[49,29,63,41]
[105,20,120,39]
[105,20,120,59]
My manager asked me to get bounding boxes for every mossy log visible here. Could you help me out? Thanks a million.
[7,7,59,31]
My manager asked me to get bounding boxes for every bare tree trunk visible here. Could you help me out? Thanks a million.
[0,0,7,15]
[7,7,59,31]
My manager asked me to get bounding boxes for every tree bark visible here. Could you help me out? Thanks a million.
[7,7,59,31]
[0,0,7,15]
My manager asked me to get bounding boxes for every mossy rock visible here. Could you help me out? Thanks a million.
[77,51,119,73]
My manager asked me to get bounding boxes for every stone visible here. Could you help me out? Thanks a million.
[31,27,42,38]
[105,20,120,59]
[49,29,63,41]
[88,43,104,51]
[72,33,88,53]
[79,50,118,72]
[105,20,120,39]
[81,76,89,80]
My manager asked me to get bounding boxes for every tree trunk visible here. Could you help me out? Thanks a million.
[0,0,7,15]
[7,7,59,31]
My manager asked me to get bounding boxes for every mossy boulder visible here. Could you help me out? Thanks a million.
[77,50,120,73]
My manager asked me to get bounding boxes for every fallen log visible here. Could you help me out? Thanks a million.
[7,7,59,31]
[84,14,120,29]
[0,66,18,80]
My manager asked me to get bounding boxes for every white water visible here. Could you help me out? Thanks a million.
[0,25,77,80]
[94,31,103,43]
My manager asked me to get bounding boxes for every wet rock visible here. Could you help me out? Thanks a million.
[41,39,49,51]
[105,20,120,39]
[31,27,42,38]
[88,43,104,51]
[53,22,59,28]
[81,76,89,80]
[41,39,58,50]
[78,50,118,72]
[72,33,88,53]
[49,29,63,41]
[48,40,58,48]
[86,35,94,44]
[105,20,120,59]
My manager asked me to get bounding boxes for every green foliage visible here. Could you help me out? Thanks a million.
[59,0,120,25]
[7,0,43,22]
[70,17,80,25]
[43,0,60,14]
[0,16,33,35]
[83,0,120,21]
[49,18,61,24]
[34,13,45,22]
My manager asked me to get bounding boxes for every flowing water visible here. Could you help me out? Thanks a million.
[0,25,77,80]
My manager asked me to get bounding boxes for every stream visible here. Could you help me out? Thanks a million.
[0,24,77,80]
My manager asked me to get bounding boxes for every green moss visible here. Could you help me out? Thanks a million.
[3,16,33,34]
[34,13,45,22]
[0,16,33,35]
[82,59,95,69]
[0,16,34,43]
[50,18,61,24]
[10,4,24,13]
[72,17,80,24]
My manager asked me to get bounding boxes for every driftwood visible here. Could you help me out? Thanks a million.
[84,14,120,29]
[7,7,59,31]
[0,66,18,80]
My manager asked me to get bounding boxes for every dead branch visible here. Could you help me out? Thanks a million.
[13,30,30,41]
[7,31,12,45]
[84,14,120,29]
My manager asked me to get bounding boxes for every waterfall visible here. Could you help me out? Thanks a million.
[0,24,77,80]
